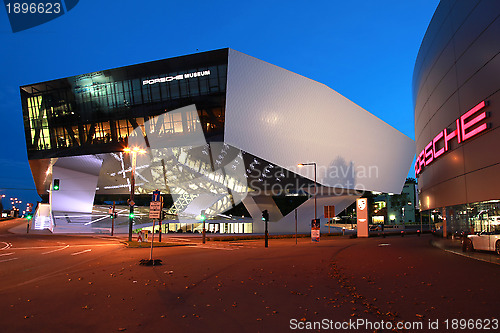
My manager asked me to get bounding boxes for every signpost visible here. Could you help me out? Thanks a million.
[356,198,369,238]
[324,205,335,234]
[140,190,163,266]
[311,218,320,242]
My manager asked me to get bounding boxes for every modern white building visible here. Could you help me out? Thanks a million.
[21,48,414,234]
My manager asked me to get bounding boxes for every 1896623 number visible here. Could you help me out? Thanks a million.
[5,2,61,14]
[444,319,498,330]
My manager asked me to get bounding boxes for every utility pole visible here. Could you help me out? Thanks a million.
[262,210,269,248]
[111,201,115,236]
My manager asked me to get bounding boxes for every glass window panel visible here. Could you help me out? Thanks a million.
[218,64,227,91]
[160,82,169,101]
[199,77,209,95]
[170,81,179,99]
[208,66,219,92]
[189,78,199,96]
[179,80,189,98]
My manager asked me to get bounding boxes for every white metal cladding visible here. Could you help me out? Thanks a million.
[225,49,415,194]
[51,155,103,213]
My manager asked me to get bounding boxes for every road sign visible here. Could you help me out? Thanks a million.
[324,205,335,218]
[149,201,162,219]
[152,190,161,202]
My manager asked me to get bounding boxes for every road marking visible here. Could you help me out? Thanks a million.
[165,238,193,242]
[42,245,70,255]
[11,243,122,250]
[71,249,92,256]
[0,252,14,257]
[442,248,500,266]
[0,257,18,263]
[1,242,11,250]
[378,243,391,247]
[195,245,235,251]
[84,209,128,225]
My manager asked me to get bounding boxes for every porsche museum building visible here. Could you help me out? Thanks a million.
[21,48,414,234]
[414,0,500,236]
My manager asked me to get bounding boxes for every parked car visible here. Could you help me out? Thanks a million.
[464,230,500,255]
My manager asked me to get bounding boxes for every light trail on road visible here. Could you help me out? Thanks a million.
[71,249,92,256]
[9,243,122,250]
[42,245,70,255]
[0,257,18,263]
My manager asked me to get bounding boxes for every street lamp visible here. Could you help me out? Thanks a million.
[298,162,317,220]
[123,146,147,241]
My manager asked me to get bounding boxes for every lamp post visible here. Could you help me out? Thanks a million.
[298,162,317,220]
[124,146,146,241]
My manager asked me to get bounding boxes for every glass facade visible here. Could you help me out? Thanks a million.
[21,49,229,160]
[142,221,253,234]
[421,199,500,236]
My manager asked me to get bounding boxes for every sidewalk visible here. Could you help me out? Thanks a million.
[431,236,500,266]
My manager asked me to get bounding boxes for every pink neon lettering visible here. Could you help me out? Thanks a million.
[418,150,425,171]
[424,142,433,166]
[415,151,423,175]
[461,101,487,141]
[444,119,461,151]
[416,100,490,176]
[433,130,445,158]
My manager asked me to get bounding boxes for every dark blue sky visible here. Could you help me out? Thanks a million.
[0,0,439,208]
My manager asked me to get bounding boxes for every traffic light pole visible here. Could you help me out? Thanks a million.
[150,220,155,261]
[265,218,268,248]
[262,210,269,248]
[159,218,162,242]
[111,201,115,236]
[128,152,137,242]
[203,219,206,244]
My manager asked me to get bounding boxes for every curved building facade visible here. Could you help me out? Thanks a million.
[414,0,500,235]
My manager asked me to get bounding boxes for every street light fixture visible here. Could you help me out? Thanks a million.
[123,146,147,241]
[298,162,317,220]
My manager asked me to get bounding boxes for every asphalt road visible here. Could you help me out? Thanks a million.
[0,219,499,333]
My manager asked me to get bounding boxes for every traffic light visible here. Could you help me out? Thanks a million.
[262,210,269,222]
[26,214,32,220]
[129,212,135,218]
[200,210,206,222]
[53,178,60,191]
